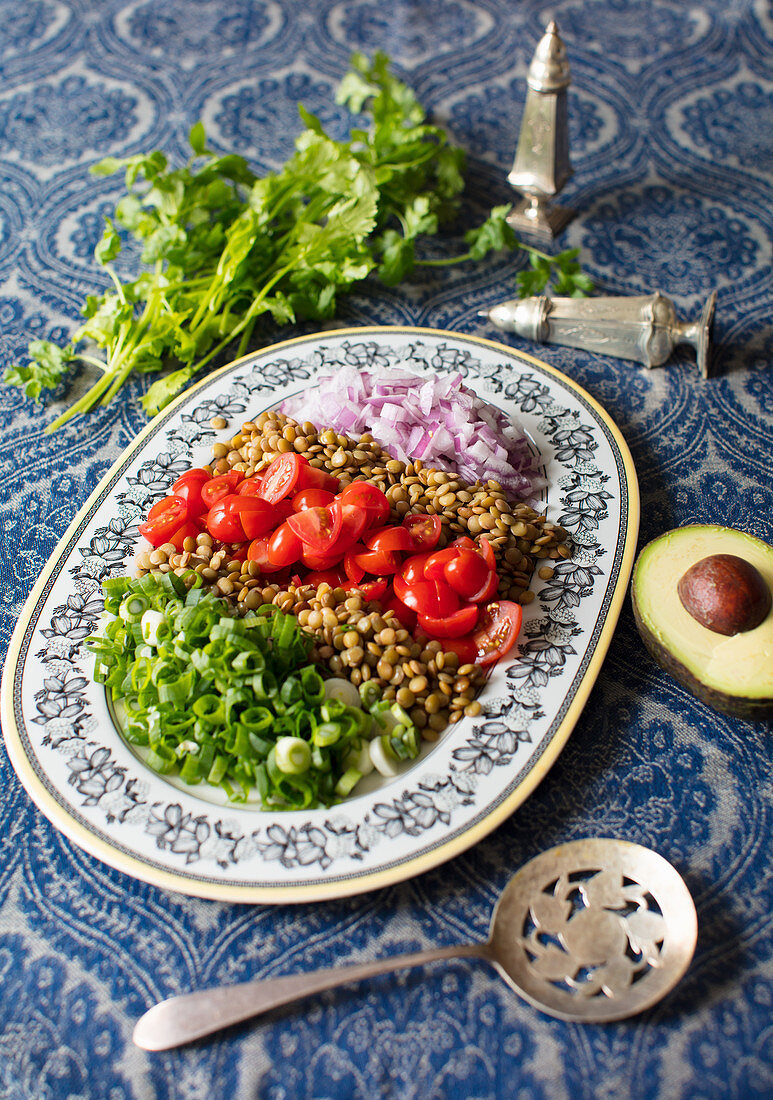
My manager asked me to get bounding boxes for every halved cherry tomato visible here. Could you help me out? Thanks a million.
[167,520,201,551]
[292,488,336,511]
[273,498,296,521]
[451,536,477,551]
[201,471,243,508]
[402,513,442,551]
[444,549,492,600]
[258,453,308,504]
[295,465,341,494]
[435,634,479,664]
[206,496,248,543]
[172,469,211,512]
[247,536,286,573]
[468,568,499,603]
[380,592,417,631]
[351,546,401,575]
[343,548,367,583]
[399,551,434,585]
[393,575,459,617]
[227,496,278,540]
[418,603,479,639]
[305,567,348,588]
[476,536,496,571]
[342,577,389,601]
[472,600,523,666]
[267,522,303,567]
[301,548,344,571]
[236,475,265,497]
[146,494,187,522]
[321,502,370,560]
[139,496,188,546]
[287,501,343,554]
[363,525,415,553]
[423,547,459,582]
[339,481,390,524]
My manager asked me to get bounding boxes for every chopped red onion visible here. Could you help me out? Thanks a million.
[281,366,539,498]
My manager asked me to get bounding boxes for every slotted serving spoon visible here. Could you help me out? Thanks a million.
[133,838,697,1050]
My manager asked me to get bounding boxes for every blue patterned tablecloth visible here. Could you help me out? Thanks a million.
[1,1,772,1097]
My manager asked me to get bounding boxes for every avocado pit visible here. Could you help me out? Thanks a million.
[677,553,772,636]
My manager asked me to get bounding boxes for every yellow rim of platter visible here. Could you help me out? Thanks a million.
[1,326,641,904]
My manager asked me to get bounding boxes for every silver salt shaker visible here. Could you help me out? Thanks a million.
[482,290,717,377]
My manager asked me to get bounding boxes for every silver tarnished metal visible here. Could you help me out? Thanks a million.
[507,20,574,243]
[133,838,697,1048]
[482,290,718,377]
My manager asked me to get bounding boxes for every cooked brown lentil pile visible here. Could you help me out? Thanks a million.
[136,408,571,738]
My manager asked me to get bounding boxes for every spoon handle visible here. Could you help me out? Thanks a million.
[133,941,490,1051]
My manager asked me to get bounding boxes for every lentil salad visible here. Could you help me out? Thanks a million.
[133,406,570,750]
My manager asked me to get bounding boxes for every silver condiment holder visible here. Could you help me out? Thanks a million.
[506,20,574,243]
[481,290,718,377]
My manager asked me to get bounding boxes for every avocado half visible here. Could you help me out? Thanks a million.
[631,525,773,719]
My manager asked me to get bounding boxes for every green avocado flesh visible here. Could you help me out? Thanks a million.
[631,525,773,719]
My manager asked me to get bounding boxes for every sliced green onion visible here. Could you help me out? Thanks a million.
[274,736,312,775]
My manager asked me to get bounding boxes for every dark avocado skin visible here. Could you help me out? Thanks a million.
[632,586,773,720]
[631,527,773,721]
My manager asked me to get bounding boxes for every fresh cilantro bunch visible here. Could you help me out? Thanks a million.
[6,52,590,432]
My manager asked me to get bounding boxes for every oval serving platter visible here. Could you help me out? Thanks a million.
[1,327,639,903]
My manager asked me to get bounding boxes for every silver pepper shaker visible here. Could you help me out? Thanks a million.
[481,290,717,377]
[506,20,574,243]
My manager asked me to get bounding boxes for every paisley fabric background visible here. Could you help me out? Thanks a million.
[0,0,771,1097]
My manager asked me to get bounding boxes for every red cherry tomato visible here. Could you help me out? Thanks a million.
[402,513,442,551]
[301,548,344,571]
[468,568,499,603]
[417,603,480,639]
[167,520,201,551]
[435,634,479,664]
[236,475,265,497]
[423,547,459,582]
[146,494,186,522]
[472,601,523,666]
[290,464,338,495]
[342,577,389,601]
[393,575,460,617]
[267,522,303,567]
[206,496,248,543]
[351,546,401,575]
[286,501,343,554]
[476,536,496,571]
[363,525,415,553]
[444,548,492,600]
[343,548,367,583]
[295,464,340,494]
[451,536,477,551]
[322,502,370,560]
[339,481,390,524]
[201,471,243,508]
[228,496,278,540]
[292,487,336,511]
[247,536,286,573]
[380,592,417,631]
[258,453,308,503]
[399,551,434,585]
[138,496,189,547]
[304,567,348,589]
[172,469,211,512]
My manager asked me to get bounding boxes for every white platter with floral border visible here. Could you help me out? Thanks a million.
[1,328,639,902]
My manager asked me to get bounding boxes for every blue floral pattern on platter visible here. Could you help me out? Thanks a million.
[8,331,634,893]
